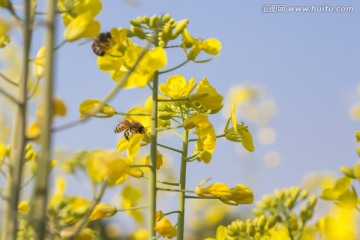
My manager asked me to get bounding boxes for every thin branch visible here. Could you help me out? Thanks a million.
[157,143,183,154]
[115,112,151,117]
[0,72,18,86]
[158,59,190,75]
[164,45,182,49]
[0,86,19,105]
[116,206,147,212]
[157,187,193,193]
[189,134,226,142]
[156,125,183,132]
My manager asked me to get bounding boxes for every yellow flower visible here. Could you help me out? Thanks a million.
[195,178,231,197]
[58,0,102,41]
[155,211,177,238]
[220,184,254,205]
[37,97,67,119]
[18,201,29,213]
[26,121,41,139]
[182,29,221,60]
[317,207,357,240]
[144,150,164,170]
[33,46,47,78]
[79,99,115,118]
[192,77,223,113]
[121,185,144,223]
[224,105,255,152]
[0,141,9,162]
[85,150,129,185]
[64,13,100,41]
[132,228,148,240]
[89,203,117,220]
[114,45,167,88]
[24,143,37,161]
[184,113,216,163]
[159,75,195,99]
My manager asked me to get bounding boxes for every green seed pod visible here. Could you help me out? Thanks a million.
[308,195,317,208]
[162,13,171,23]
[131,26,147,39]
[246,221,255,237]
[130,19,142,27]
[149,15,160,28]
[172,19,189,36]
[340,166,355,178]
[161,22,172,42]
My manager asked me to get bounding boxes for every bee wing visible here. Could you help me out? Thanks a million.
[78,38,95,46]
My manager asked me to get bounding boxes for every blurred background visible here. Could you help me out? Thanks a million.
[1,0,360,238]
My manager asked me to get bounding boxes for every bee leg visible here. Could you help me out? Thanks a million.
[124,130,130,140]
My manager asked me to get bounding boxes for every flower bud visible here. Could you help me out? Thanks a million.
[172,19,189,36]
[162,13,171,23]
[308,195,317,208]
[131,26,147,39]
[130,19,142,27]
[149,15,160,28]
[340,166,355,178]
[353,164,360,180]
[246,221,255,237]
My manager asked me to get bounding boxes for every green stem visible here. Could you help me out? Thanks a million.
[164,211,181,216]
[157,187,193,193]
[116,112,151,117]
[177,110,189,240]
[149,70,159,239]
[0,86,19,104]
[158,59,190,74]
[157,143,183,154]
[117,206,147,212]
[32,0,56,238]
[189,134,226,142]
[1,1,32,239]
[156,125,183,132]
[184,195,221,200]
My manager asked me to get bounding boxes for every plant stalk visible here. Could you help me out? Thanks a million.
[1,1,32,239]
[177,126,189,240]
[32,0,56,239]
[149,71,159,239]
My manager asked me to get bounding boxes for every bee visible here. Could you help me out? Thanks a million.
[114,120,146,140]
[92,32,113,56]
